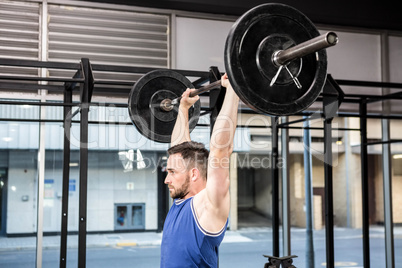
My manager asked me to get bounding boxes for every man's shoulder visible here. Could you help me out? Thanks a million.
[192,189,207,204]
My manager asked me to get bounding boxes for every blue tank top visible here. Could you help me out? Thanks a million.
[160,197,227,268]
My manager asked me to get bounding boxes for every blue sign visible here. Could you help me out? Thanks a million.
[69,179,76,192]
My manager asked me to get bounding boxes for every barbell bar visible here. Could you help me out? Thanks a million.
[128,3,339,143]
[272,31,338,67]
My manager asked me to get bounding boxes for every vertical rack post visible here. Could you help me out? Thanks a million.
[271,116,280,257]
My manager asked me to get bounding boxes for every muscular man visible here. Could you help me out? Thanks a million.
[160,73,239,268]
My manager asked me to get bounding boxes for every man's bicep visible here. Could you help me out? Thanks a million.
[205,162,230,210]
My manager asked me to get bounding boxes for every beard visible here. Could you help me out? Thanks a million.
[170,175,190,199]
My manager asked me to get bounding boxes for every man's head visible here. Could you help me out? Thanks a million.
[165,141,209,199]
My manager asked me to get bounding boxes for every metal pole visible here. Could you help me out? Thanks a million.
[324,118,334,268]
[35,97,46,268]
[281,116,291,256]
[359,100,370,268]
[381,118,395,268]
[59,87,73,268]
[78,59,91,268]
[303,117,315,268]
[208,67,224,136]
[36,2,48,266]
[344,118,351,228]
[273,32,338,66]
[380,32,395,268]
[271,116,280,257]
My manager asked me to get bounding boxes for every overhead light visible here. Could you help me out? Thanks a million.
[336,140,343,145]
[69,162,79,167]
[393,154,402,159]
[2,137,12,142]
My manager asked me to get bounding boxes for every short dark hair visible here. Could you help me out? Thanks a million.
[167,141,209,179]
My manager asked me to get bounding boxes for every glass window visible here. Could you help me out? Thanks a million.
[116,206,127,227]
[114,203,145,230]
[132,204,145,228]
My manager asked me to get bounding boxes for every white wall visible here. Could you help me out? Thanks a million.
[6,149,159,234]
[7,151,37,234]
[389,35,402,83]
[175,17,234,72]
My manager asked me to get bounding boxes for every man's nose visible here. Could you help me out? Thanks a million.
[164,175,170,184]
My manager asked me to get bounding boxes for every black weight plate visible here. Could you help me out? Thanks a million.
[225,3,327,116]
[128,69,201,143]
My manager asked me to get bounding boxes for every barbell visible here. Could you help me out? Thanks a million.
[128,3,339,143]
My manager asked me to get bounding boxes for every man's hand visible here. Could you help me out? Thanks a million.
[180,88,199,110]
[220,73,231,89]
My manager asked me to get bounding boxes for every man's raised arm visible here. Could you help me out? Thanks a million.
[206,73,239,219]
[170,88,199,146]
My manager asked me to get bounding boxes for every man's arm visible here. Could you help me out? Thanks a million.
[198,73,239,228]
[170,88,199,146]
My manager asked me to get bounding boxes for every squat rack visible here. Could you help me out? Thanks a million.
[0,58,401,268]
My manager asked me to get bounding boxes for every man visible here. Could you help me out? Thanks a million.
[160,73,239,268]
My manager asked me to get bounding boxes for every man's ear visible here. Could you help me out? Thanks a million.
[190,168,199,181]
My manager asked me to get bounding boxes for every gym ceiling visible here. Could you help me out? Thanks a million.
[87,0,402,32]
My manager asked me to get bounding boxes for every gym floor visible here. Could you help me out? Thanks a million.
[238,209,272,229]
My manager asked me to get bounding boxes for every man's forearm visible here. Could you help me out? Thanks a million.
[171,106,191,146]
[210,87,239,153]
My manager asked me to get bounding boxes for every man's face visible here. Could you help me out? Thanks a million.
[165,153,191,199]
